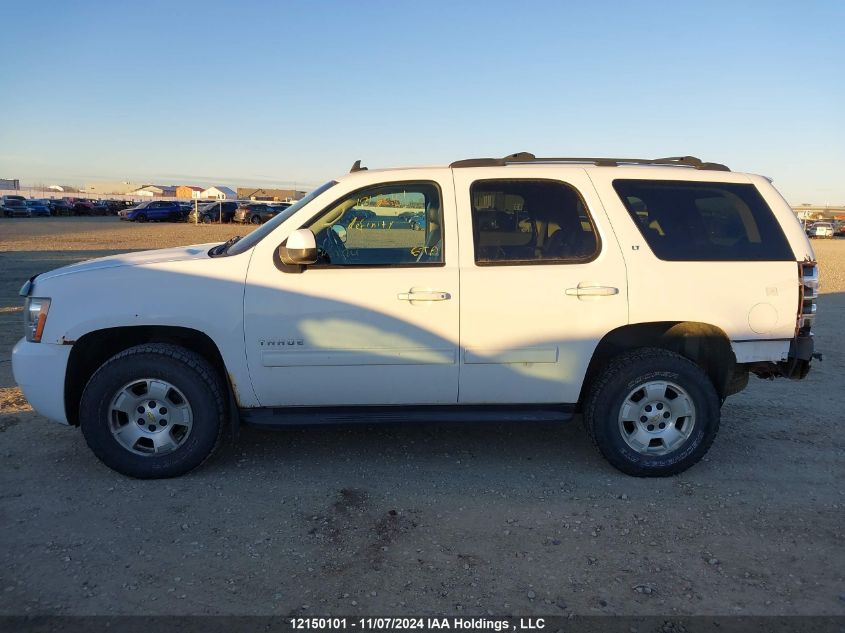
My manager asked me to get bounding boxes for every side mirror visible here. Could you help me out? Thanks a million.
[279,228,318,265]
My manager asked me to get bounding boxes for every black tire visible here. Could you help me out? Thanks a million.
[201,214,213,224]
[249,214,261,225]
[136,213,147,223]
[79,343,226,478]
[583,348,720,477]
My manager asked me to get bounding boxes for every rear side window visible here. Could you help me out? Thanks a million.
[613,180,793,261]
[470,179,599,265]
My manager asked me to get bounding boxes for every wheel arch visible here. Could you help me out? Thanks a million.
[65,325,231,427]
[579,321,737,406]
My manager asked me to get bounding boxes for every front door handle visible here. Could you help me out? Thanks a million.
[565,285,619,297]
[397,290,452,302]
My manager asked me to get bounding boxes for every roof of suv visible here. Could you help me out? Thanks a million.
[343,153,737,179]
[448,152,730,171]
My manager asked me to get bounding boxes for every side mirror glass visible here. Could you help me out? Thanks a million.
[279,228,318,265]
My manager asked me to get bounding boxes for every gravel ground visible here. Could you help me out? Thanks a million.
[0,218,842,617]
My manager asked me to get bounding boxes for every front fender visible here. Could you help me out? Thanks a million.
[35,254,259,407]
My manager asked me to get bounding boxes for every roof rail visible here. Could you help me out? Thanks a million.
[449,152,730,171]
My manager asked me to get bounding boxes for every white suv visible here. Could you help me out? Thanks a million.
[12,154,818,478]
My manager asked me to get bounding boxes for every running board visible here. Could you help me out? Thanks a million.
[240,404,576,428]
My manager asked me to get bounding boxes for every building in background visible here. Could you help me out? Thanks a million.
[128,185,177,197]
[237,187,305,201]
[176,185,203,199]
[200,186,236,200]
[84,181,139,195]
[793,204,845,221]
[0,178,20,190]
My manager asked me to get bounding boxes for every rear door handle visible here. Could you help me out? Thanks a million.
[397,290,452,302]
[565,285,619,297]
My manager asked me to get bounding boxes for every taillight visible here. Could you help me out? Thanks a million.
[798,261,818,334]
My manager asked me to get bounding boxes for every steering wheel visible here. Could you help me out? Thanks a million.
[320,227,348,264]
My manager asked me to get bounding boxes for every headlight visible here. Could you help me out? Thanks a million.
[24,297,51,342]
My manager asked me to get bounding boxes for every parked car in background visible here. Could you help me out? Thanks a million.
[90,201,113,216]
[2,195,30,217]
[118,202,149,220]
[119,200,185,222]
[233,202,291,224]
[806,222,834,238]
[71,200,96,216]
[48,199,74,216]
[108,200,134,215]
[25,200,52,217]
[188,201,239,224]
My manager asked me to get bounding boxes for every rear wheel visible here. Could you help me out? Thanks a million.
[79,344,226,478]
[583,348,720,477]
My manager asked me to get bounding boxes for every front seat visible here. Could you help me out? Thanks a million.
[416,200,442,262]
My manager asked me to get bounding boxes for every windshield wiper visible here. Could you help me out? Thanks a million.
[210,235,242,257]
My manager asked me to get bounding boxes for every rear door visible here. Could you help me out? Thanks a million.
[453,167,629,404]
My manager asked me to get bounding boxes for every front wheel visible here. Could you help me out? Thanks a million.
[249,215,261,225]
[583,348,720,477]
[79,344,226,478]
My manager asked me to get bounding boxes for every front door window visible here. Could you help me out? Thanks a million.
[304,182,444,266]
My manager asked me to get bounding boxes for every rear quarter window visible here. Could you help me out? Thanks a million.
[613,180,794,261]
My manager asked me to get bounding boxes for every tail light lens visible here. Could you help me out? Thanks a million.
[798,262,818,334]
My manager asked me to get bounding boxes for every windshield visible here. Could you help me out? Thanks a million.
[227,180,338,256]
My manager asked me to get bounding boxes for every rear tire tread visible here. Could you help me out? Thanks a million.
[583,347,720,477]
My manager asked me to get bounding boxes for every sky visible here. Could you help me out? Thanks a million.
[1,0,843,204]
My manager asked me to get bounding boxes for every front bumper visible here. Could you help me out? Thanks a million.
[11,338,72,424]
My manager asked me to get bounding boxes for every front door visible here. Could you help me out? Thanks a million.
[452,168,629,404]
[243,174,460,407]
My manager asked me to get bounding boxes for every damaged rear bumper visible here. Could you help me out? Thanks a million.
[750,335,815,380]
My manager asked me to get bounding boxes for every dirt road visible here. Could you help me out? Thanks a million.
[0,218,842,616]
